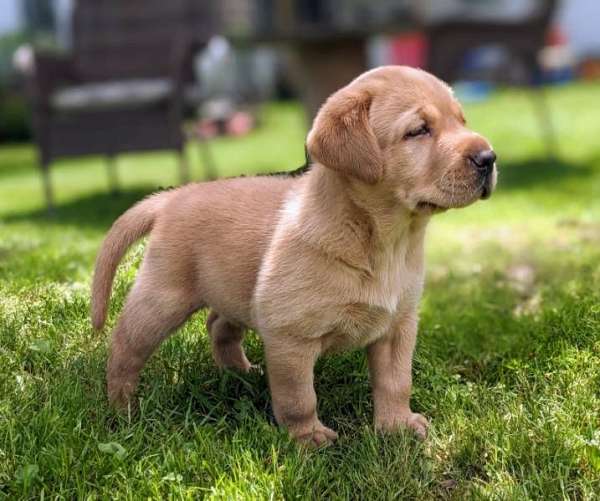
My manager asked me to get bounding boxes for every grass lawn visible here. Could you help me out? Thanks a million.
[1,85,600,499]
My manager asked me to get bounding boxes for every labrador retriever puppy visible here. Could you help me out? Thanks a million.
[91,66,497,446]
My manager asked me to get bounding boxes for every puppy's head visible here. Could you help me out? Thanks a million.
[307,66,497,213]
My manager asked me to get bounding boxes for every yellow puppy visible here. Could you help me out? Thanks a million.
[92,66,497,446]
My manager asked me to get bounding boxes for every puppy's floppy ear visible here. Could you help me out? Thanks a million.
[307,87,383,184]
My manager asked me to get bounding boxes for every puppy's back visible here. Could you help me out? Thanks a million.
[150,175,299,326]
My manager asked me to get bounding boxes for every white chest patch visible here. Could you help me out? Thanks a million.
[279,190,302,226]
[357,238,423,315]
[254,186,426,347]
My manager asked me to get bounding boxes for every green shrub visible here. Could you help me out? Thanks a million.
[0,89,32,142]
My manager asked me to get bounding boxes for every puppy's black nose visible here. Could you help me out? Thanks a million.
[470,149,496,173]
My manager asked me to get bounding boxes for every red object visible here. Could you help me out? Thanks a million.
[546,26,567,46]
[388,32,428,68]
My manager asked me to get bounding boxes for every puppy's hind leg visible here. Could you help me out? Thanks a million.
[107,274,196,410]
[206,311,252,372]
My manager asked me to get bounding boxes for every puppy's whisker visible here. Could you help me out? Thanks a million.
[435,169,452,197]
[450,170,457,206]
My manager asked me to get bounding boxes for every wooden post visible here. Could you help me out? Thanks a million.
[529,86,558,161]
[178,150,190,184]
[106,155,120,194]
[41,161,54,214]
[197,136,217,181]
[287,38,367,123]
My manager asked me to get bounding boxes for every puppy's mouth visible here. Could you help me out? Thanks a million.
[480,172,495,200]
[415,168,496,214]
[415,201,446,214]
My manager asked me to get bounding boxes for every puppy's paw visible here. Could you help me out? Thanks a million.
[217,357,252,372]
[293,422,339,448]
[107,379,138,414]
[213,346,254,373]
[402,412,429,439]
[376,412,429,440]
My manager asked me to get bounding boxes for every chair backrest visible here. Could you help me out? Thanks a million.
[72,0,213,81]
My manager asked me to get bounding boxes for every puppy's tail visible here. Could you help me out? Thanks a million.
[91,192,170,330]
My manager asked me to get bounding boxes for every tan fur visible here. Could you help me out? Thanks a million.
[91,66,497,446]
[91,192,172,330]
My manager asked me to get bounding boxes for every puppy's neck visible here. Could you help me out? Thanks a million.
[300,164,429,272]
[306,164,429,241]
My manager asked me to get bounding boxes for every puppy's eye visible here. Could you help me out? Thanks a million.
[404,124,431,139]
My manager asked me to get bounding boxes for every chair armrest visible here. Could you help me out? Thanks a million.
[26,52,78,109]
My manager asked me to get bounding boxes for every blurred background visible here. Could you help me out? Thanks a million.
[1,4,600,496]
[0,0,599,212]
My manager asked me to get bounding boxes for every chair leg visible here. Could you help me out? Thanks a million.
[529,86,558,160]
[178,150,190,185]
[41,163,54,214]
[106,155,120,194]
[197,137,217,181]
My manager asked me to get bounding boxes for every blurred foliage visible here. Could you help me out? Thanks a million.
[0,33,31,142]
[0,23,57,142]
[0,89,31,142]
[0,32,28,82]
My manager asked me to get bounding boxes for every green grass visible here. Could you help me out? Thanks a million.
[1,86,600,499]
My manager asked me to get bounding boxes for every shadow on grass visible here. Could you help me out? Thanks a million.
[497,155,595,191]
[2,154,597,229]
[418,251,599,389]
[2,187,158,229]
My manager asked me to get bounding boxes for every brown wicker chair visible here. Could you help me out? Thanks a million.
[26,0,215,211]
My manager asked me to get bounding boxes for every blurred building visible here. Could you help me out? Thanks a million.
[559,0,600,58]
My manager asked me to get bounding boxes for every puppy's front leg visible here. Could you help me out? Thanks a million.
[264,335,338,446]
[367,312,429,439]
